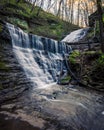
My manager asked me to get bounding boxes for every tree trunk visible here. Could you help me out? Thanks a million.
[77,0,80,26]
[30,0,36,13]
[57,0,63,17]
[70,0,74,24]
[36,0,44,17]
[97,0,104,52]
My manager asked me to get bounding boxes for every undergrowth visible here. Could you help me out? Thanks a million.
[0,0,79,40]
[69,50,80,64]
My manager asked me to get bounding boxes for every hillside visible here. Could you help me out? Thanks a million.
[0,0,79,40]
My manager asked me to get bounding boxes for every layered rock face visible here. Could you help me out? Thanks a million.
[0,21,32,103]
[0,21,71,103]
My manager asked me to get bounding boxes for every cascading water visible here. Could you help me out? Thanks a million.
[7,23,71,87]
[1,23,103,130]
[62,28,89,42]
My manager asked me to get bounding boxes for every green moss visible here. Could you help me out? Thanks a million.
[69,50,80,64]
[8,18,28,30]
[89,54,104,82]
[0,0,80,40]
[61,75,71,83]
[0,62,9,70]
[97,54,104,66]
[83,51,96,55]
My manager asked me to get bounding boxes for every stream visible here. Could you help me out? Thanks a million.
[0,84,104,130]
[0,24,104,130]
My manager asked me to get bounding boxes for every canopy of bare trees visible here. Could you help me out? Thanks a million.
[20,0,104,27]
[54,0,96,26]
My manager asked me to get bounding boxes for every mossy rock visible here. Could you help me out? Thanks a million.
[0,62,9,70]
[69,50,80,64]
[8,17,28,30]
[60,75,71,84]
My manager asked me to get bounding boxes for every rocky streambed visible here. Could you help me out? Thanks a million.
[0,84,104,130]
[0,21,104,130]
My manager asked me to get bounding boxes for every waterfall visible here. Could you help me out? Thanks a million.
[62,28,89,43]
[7,23,71,88]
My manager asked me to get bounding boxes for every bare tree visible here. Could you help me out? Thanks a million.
[30,0,37,13]
[97,0,104,52]
[36,0,44,16]
[57,0,63,17]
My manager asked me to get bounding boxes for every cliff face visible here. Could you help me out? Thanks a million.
[0,21,32,104]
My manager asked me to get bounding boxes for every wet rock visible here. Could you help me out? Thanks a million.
[70,80,78,85]
[0,21,32,104]
[0,23,11,41]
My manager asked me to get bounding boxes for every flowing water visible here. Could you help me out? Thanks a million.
[7,23,71,88]
[0,24,104,130]
[62,28,89,43]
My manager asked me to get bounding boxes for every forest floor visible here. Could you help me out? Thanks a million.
[0,0,79,40]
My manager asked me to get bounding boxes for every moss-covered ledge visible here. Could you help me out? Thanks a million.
[69,50,104,92]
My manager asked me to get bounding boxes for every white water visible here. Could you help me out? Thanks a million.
[7,23,71,88]
[62,28,89,43]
